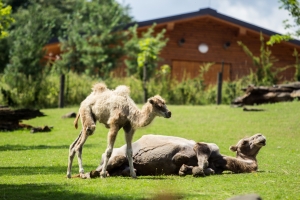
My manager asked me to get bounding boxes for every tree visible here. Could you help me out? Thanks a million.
[0,0,14,39]
[268,0,300,45]
[0,0,14,72]
[53,0,133,78]
[0,0,79,73]
[5,4,56,79]
[2,4,57,107]
[125,25,168,102]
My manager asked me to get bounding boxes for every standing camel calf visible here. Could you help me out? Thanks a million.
[67,83,171,178]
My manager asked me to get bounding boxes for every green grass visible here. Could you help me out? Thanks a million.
[0,102,300,200]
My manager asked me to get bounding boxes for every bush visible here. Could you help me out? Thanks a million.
[0,69,253,108]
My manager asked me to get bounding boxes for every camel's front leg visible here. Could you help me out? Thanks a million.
[101,124,119,178]
[124,126,137,178]
[192,142,212,177]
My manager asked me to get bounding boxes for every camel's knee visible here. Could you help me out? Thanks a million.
[68,146,76,157]
[172,153,190,166]
[85,124,96,135]
[179,164,193,176]
[126,149,133,158]
[105,148,113,158]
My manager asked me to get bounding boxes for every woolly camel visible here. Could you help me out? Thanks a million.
[77,133,266,178]
[67,83,171,178]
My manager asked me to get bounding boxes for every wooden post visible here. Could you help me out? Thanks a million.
[143,64,148,103]
[59,74,65,108]
[217,61,224,105]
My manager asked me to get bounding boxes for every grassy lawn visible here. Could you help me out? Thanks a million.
[0,101,299,200]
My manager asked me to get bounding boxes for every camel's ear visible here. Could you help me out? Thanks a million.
[229,145,237,152]
[148,98,154,104]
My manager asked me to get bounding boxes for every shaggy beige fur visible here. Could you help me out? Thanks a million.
[67,83,171,178]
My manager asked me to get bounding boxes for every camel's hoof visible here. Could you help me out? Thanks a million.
[179,171,186,176]
[90,170,100,178]
[204,168,215,176]
[80,173,87,179]
[192,167,205,177]
[131,174,137,179]
[179,164,190,176]
[100,171,110,178]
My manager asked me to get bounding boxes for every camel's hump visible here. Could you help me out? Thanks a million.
[92,83,107,93]
[114,85,130,96]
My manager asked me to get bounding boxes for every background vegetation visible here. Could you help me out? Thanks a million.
[0,0,300,108]
[0,101,299,199]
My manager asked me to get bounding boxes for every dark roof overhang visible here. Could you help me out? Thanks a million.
[132,8,300,47]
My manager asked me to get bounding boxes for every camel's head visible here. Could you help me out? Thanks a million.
[148,95,171,118]
[229,133,266,159]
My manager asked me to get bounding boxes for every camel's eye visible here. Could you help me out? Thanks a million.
[155,104,162,109]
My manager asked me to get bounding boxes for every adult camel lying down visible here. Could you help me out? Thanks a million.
[78,133,266,178]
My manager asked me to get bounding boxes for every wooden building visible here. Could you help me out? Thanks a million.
[44,8,300,85]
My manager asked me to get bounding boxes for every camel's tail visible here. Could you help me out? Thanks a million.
[74,113,80,129]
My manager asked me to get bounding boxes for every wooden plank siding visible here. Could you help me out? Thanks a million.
[152,18,300,83]
[172,60,230,86]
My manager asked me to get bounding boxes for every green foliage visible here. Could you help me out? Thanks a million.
[267,34,292,45]
[2,0,30,12]
[0,4,58,108]
[1,102,300,199]
[268,0,300,45]
[238,33,286,86]
[0,0,14,39]
[125,24,168,79]
[54,0,132,78]
[0,72,95,108]
[5,4,56,79]
[0,72,53,108]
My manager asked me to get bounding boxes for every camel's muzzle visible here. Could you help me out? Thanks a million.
[165,111,171,118]
[254,135,266,146]
[258,140,266,146]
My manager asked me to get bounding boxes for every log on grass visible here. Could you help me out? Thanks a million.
[232,82,300,106]
[0,106,45,131]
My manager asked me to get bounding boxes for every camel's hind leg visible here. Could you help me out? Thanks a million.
[75,107,96,177]
[67,127,95,178]
[67,131,82,178]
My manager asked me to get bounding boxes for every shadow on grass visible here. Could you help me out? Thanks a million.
[0,183,142,200]
[0,165,97,177]
[0,144,94,151]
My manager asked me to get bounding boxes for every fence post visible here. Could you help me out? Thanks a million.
[59,74,65,108]
[143,64,148,103]
[217,61,224,105]
[217,72,223,105]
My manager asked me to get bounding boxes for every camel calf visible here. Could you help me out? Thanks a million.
[67,83,171,178]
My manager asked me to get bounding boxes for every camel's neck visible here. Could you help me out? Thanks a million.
[131,103,156,128]
[223,156,258,173]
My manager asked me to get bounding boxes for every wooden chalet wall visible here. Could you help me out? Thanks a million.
[137,17,300,85]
